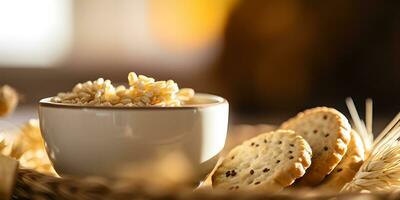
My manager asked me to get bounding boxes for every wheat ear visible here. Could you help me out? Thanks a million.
[342,112,400,192]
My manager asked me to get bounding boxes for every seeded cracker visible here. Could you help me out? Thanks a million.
[212,130,312,191]
[317,130,365,192]
[281,107,351,186]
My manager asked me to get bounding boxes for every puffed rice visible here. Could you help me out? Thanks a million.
[51,72,195,107]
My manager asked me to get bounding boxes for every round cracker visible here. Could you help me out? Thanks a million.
[212,130,312,191]
[317,129,365,192]
[281,107,351,186]
[222,124,276,155]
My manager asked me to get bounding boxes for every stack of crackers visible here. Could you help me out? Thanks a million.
[212,107,365,192]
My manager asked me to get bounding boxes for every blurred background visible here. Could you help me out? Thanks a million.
[1,0,399,127]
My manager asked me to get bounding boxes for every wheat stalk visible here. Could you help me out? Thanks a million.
[342,104,400,192]
[345,98,374,153]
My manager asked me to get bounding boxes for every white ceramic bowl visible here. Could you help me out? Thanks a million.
[38,93,229,180]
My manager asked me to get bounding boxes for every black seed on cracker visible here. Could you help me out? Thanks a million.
[250,169,254,175]
[289,150,293,153]
[254,181,261,185]
[231,156,235,160]
[290,144,294,147]
[255,144,259,147]
[337,168,343,172]
[251,142,255,146]
[263,168,270,173]
[289,156,294,159]
[264,139,267,143]
[325,133,330,137]
[231,170,237,176]
[278,141,282,144]
[226,171,231,177]
[276,160,280,163]
[323,115,328,120]
[324,146,328,151]
[235,186,239,189]
[313,129,318,134]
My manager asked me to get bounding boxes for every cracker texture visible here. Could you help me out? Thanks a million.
[317,130,365,191]
[281,107,351,186]
[212,130,312,191]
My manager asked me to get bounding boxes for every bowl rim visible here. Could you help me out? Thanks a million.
[39,93,228,110]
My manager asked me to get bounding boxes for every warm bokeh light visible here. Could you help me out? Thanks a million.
[0,0,72,67]
[149,0,237,52]
[0,0,398,116]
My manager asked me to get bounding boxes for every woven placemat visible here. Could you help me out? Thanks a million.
[7,124,400,199]
[13,169,400,200]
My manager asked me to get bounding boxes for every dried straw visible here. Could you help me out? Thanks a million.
[345,98,374,153]
[366,99,373,135]
[342,110,400,192]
